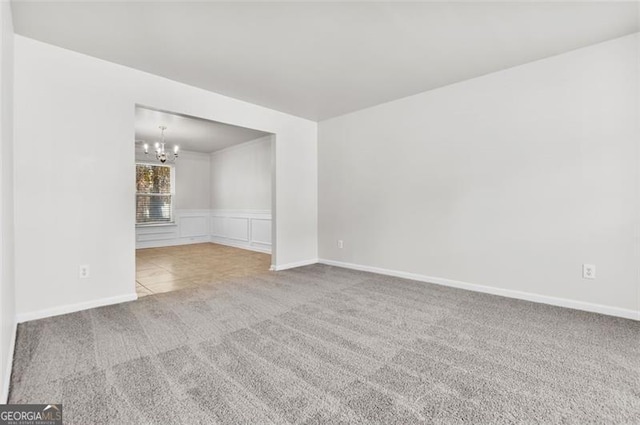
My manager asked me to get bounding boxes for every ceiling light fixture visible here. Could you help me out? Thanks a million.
[143,126,179,163]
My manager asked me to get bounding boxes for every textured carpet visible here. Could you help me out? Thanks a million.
[9,264,640,424]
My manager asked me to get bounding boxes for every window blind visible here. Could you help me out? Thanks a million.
[136,164,173,224]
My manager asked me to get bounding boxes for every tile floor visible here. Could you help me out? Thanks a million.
[135,243,272,297]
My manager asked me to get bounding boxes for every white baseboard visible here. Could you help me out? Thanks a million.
[16,293,138,324]
[209,237,271,254]
[318,259,640,321]
[1,321,17,404]
[272,258,318,271]
[136,235,211,249]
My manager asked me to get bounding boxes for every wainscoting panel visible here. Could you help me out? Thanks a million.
[136,225,178,244]
[251,218,272,246]
[210,216,225,237]
[225,217,250,242]
[136,210,210,249]
[136,209,272,254]
[179,214,209,238]
[210,210,272,254]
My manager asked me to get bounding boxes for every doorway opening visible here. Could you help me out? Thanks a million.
[134,105,275,297]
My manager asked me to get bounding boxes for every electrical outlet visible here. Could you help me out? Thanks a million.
[582,264,596,280]
[337,240,344,249]
[79,265,90,279]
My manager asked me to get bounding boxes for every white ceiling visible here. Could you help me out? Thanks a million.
[12,1,640,121]
[135,106,270,153]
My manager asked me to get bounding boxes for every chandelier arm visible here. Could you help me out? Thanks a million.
[143,125,178,163]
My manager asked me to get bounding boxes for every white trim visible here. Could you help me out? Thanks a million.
[210,209,271,217]
[137,209,272,252]
[136,209,211,249]
[210,237,271,254]
[208,210,272,254]
[249,218,272,245]
[176,209,213,215]
[271,258,318,271]
[1,321,17,404]
[318,259,640,321]
[135,222,177,228]
[16,293,138,324]
[137,236,210,249]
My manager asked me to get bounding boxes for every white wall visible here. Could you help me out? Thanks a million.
[207,136,274,253]
[0,1,14,403]
[210,135,272,211]
[319,34,640,319]
[174,150,211,210]
[14,35,317,321]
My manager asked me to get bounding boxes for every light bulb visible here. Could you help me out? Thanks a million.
[174,145,179,153]
[143,143,148,154]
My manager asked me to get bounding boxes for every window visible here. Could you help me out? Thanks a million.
[136,163,173,224]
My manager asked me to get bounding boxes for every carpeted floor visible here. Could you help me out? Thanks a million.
[9,264,640,424]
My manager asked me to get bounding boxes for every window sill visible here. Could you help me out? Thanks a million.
[136,222,177,228]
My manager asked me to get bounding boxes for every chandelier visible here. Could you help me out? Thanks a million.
[143,126,179,163]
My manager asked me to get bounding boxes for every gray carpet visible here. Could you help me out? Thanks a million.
[9,264,640,424]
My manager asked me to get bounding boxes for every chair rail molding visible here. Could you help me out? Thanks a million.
[135,209,272,254]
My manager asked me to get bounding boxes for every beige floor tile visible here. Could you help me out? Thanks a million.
[136,271,180,286]
[136,268,177,278]
[136,243,271,296]
[136,286,153,298]
[143,279,195,294]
